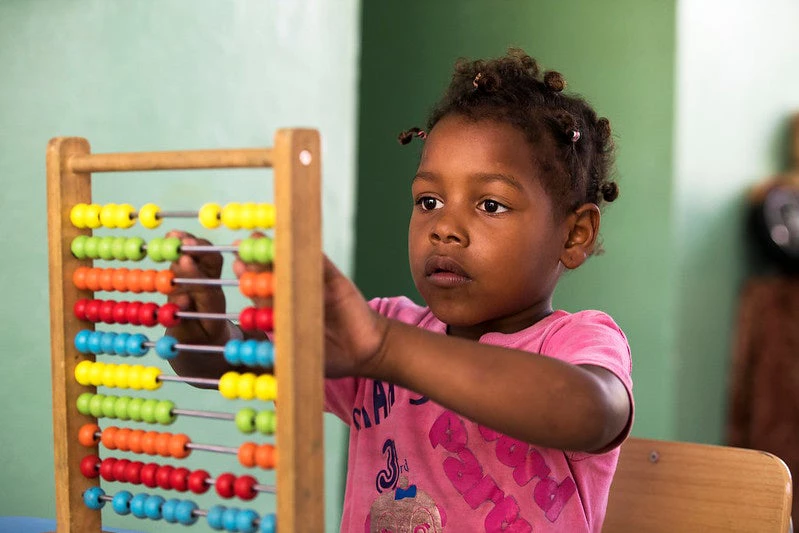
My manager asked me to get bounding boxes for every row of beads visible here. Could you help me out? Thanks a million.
[81,455,263,500]
[70,202,276,231]
[75,361,162,390]
[70,235,275,264]
[218,371,278,402]
[205,504,276,533]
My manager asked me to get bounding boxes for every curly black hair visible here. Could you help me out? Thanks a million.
[399,48,618,216]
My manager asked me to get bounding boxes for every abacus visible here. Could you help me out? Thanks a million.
[46,131,323,533]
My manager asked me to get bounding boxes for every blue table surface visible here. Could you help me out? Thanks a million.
[0,517,143,533]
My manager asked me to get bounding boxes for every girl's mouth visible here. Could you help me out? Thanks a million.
[424,256,472,287]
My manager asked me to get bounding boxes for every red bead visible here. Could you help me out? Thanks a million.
[79,455,100,479]
[113,301,130,324]
[157,303,180,328]
[73,299,89,320]
[126,301,142,325]
[215,472,236,499]
[112,458,131,482]
[234,475,258,501]
[99,300,116,324]
[169,467,190,492]
[187,469,210,494]
[99,457,117,482]
[138,302,159,327]
[140,462,159,488]
[239,307,256,331]
[85,300,102,322]
[155,464,174,490]
[125,461,144,484]
[255,308,274,331]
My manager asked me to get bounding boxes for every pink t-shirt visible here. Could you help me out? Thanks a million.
[325,297,634,533]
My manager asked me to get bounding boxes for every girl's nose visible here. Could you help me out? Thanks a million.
[430,211,468,246]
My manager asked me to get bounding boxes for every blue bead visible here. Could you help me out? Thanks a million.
[224,339,242,365]
[255,341,274,368]
[207,505,227,530]
[175,500,199,526]
[260,513,276,533]
[111,490,132,515]
[161,498,180,523]
[155,335,179,359]
[126,333,148,357]
[144,494,164,520]
[100,332,117,354]
[74,330,91,353]
[222,507,240,531]
[114,332,131,355]
[87,331,103,354]
[237,509,259,533]
[240,340,258,366]
[82,486,105,510]
[130,493,149,518]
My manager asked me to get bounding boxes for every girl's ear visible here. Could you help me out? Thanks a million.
[561,203,601,269]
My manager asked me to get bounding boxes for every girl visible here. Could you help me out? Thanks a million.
[167,49,633,532]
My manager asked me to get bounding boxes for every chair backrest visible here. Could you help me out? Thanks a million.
[604,437,792,532]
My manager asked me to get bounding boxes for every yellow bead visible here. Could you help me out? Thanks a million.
[128,365,144,390]
[198,203,221,229]
[115,204,136,229]
[99,204,118,228]
[255,204,276,229]
[239,203,257,230]
[70,203,88,228]
[138,203,162,229]
[254,374,277,402]
[220,202,242,230]
[115,364,130,389]
[102,365,117,388]
[88,362,105,387]
[85,204,102,229]
[237,373,257,400]
[141,367,162,390]
[218,371,240,399]
[75,360,94,386]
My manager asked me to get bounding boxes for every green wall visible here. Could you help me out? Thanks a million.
[355,0,677,439]
[0,1,359,531]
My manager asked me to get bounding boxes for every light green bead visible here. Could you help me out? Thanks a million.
[114,396,131,420]
[154,400,175,425]
[235,408,257,434]
[127,397,144,421]
[98,236,116,260]
[253,237,273,264]
[76,392,94,415]
[101,395,118,418]
[88,394,105,418]
[71,236,88,259]
[161,237,181,262]
[112,237,128,260]
[255,410,276,435]
[146,237,163,262]
[83,237,100,259]
[238,238,254,263]
[124,237,145,261]
[140,399,159,423]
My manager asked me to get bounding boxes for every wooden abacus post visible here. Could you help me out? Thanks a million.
[46,130,324,533]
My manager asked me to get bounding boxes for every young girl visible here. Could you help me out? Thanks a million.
[166,49,632,532]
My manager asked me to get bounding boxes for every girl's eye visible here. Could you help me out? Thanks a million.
[479,200,508,213]
[417,197,443,211]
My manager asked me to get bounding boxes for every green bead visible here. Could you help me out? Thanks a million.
[161,237,181,262]
[140,399,158,423]
[235,408,257,434]
[253,237,273,264]
[124,237,145,261]
[114,396,131,420]
[238,238,254,263]
[154,400,175,425]
[255,410,276,435]
[71,236,88,259]
[112,237,128,260]
[88,394,105,418]
[76,392,94,415]
[146,237,163,262]
[101,395,118,418]
[127,397,144,421]
[98,236,116,260]
[84,237,100,259]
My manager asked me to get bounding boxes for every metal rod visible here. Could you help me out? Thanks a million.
[143,341,225,353]
[180,244,239,253]
[172,408,235,421]
[173,278,239,287]
[187,442,238,455]
[177,311,239,320]
[157,375,220,387]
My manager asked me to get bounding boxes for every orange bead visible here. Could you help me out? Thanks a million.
[112,268,130,292]
[73,267,89,290]
[114,427,131,451]
[141,431,159,455]
[238,442,257,468]
[128,428,144,453]
[255,272,273,298]
[85,268,101,292]
[101,426,119,450]
[239,272,255,298]
[78,423,100,447]
[155,432,172,457]
[127,270,143,293]
[169,434,190,459]
[99,269,115,292]
[155,270,175,295]
[255,443,275,469]
[139,270,156,292]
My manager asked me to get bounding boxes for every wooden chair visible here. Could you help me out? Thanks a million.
[604,437,792,532]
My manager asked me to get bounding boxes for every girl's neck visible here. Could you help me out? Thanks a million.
[446,302,554,341]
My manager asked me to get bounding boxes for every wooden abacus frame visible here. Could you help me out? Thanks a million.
[46,130,324,533]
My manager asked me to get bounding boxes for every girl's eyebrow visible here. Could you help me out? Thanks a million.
[413,171,523,192]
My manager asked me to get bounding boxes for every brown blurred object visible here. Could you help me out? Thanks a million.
[749,113,799,204]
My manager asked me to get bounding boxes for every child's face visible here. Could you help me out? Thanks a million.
[408,114,570,337]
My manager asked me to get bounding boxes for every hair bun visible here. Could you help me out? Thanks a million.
[601,182,619,202]
[544,71,566,92]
